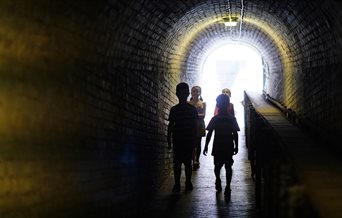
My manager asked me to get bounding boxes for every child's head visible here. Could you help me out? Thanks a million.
[216,94,230,113]
[222,88,231,98]
[191,86,201,98]
[176,82,190,101]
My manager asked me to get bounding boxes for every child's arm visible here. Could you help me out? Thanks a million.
[203,129,213,156]
[198,102,206,118]
[214,105,219,116]
[233,131,239,155]
[167,121,174,150]
[231,103,235,116]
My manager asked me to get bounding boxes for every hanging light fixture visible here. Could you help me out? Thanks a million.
[220,0,242,27]
[223,17,238,27]
[239,0,244,38]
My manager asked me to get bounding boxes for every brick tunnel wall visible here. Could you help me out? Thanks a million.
[0,0,342,217]
[291,2,342,146]
[0,1,184,217]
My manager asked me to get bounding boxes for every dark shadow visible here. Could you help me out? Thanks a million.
[142,194,181,218]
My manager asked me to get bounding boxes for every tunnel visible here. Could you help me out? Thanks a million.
[0,0,342,217]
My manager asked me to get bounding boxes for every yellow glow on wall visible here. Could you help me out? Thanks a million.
[169,18,223,76]
[243,17,293,105]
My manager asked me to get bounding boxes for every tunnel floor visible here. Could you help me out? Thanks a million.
[143,103,258,218]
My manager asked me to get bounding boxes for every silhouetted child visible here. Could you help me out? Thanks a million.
[167,82,198,192]
[188,85,206,170]
[203,94,240,200]
[214,88,235,116]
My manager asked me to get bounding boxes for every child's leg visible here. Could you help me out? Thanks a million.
[224,159,234,198]
[192,148,196,164]
[173,161,181,185]
[172,161,182,192]
[224,164,233,189]
[214,164,222,179]
[195,138,202,163]
[214,163,223,191]
[193,137,202,169]
[184,159,192,183]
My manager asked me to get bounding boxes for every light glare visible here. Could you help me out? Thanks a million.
[200,43,263,124]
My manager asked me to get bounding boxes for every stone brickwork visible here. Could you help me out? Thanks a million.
[0,1,179,217]
[0,0,341,217]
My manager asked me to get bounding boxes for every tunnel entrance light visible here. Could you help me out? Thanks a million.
[200,43,263,126]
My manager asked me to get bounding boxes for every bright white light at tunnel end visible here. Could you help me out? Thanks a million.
[199,42,263,124]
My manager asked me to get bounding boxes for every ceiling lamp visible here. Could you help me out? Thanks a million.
[222,17,238,27]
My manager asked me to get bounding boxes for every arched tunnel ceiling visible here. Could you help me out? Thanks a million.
[165,0,297,83]
[161,0,338,93]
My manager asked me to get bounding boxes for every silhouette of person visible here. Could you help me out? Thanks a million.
[188,85,206,170]
[214,88,235,116]
[167,82,198,192]
[203,94,240,200]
